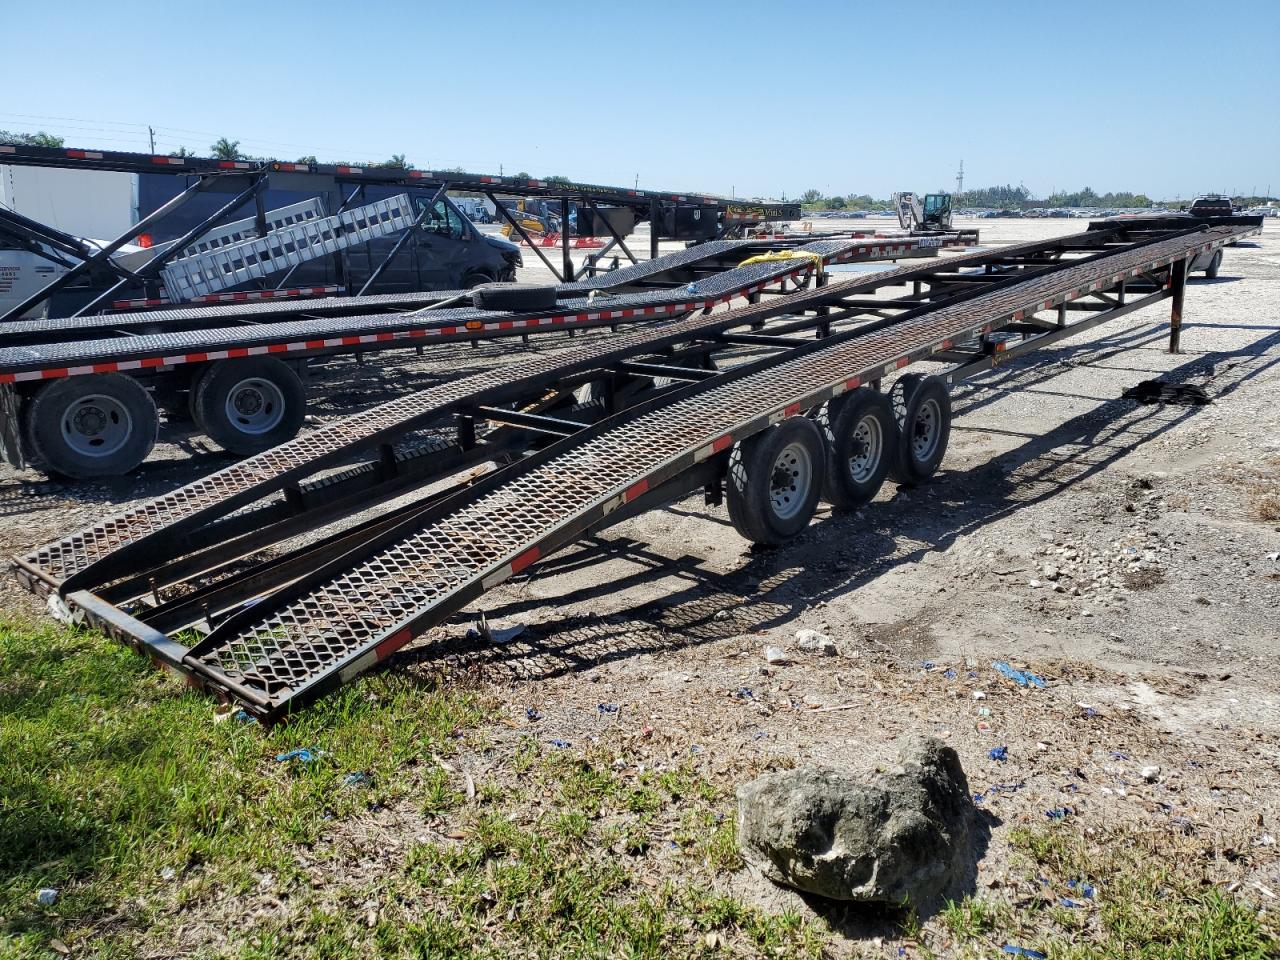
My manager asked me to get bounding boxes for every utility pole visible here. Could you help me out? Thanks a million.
[634,173,639,189]
[955,159,964,195]
[148,126,156,153]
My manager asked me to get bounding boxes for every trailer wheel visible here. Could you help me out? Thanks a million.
[822,389,896,509]
[470,282,559,311]
[191,358,305,455]
[887,374,951,487]
[463,271,494,289]
[726,417,826,545]
[22,373,158,479]
[1204,250,1222,279]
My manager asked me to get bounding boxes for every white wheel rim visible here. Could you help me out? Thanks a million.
[769,441,813,520]
[911,398,941,461]
[847,414,883,483]
[225,377,285,435]
[61,393,132,458]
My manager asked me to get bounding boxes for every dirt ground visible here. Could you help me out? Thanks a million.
[2,217,1278,951]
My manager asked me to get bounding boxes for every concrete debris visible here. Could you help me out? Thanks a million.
[736,736,973,904]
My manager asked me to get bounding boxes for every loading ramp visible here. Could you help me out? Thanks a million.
[14,220,1257,721]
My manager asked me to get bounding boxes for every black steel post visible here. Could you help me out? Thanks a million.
[1168,255,1187,353]
[560,198,574,282]
[650,199,660,259]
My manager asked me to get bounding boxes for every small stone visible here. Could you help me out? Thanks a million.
[1029,579,1043,589]
[795,629,837,656]
[36,888,58,906]
[1043,564,1061,580]
[764,646,790,665]
[1141,765,1161,783]
[971,690,986,700]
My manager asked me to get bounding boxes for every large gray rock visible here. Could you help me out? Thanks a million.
[736,736,973,905]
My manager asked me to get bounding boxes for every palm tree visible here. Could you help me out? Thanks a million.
[210,137,243,160]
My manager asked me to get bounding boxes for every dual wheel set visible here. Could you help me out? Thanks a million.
[725,374,952,545]
[20,358,306,478]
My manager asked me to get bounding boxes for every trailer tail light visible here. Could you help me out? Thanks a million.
[137,234,153,249]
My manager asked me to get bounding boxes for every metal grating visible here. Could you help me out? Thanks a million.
[0,242,850,373]
[22,235,1018,589]
[183,226,1229,708]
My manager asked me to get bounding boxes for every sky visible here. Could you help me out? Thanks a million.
[6,0,1278,201]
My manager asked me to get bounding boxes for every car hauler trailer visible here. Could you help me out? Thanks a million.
[0,232,969,477]
[11,217,1259,722]
[0,142,801,320]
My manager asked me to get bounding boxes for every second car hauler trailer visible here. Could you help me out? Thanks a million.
[0,142,802,323]
[0,232,969,478]
[12,216,1260,722]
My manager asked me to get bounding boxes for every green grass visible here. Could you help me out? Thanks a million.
[935,826,1279,959]
[0,620,823,959]
[7,617,1275,959]
[0,618,483,957]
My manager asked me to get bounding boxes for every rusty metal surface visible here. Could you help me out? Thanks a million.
[20,235,1042,592]
[175,226,1244,712]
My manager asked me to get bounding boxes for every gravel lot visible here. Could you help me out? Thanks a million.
[2,217,1277,952]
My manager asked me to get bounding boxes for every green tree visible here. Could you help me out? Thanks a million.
[544,175,571,186]
[383,153,415,170]
[0,130,65,147]
[826,195,846,209]
[295,155,318,166]
[800,188,823,204]
[209,137,244,160]
[514,171,531,179]
[169,146,195,158]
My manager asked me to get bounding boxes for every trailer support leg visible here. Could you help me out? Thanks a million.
[560,198,574,282]
[1168,257,1187,353]
[649,199,660,260]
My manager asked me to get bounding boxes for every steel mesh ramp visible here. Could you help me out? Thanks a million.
[22,235,1025,594]
[18,232,1121,593]
[0,242,856,378]
[176,227,1234,717]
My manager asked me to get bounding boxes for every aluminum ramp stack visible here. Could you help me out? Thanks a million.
[15,222,1255,721]
[159,195,416,300]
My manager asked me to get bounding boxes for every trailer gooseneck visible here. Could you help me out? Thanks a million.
[12,219,1259,721]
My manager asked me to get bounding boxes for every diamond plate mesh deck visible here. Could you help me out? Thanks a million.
[0,240,762,343]
[0,242,858,374]
[25,237,1001,589]
[176,227,1239,713]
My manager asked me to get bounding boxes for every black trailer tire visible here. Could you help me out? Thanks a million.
[22,373,158,479]
[726,417,826,546]
[470,282,559,311]
[887,374,951,487]
[822,389,896,510]
[1204,250,1222,279]
[191,357,305,455]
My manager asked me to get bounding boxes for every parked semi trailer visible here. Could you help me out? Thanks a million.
[12,217,1259,722]
[0,233,969,478]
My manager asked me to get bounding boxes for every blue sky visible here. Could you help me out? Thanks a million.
[7,0,1277,200]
